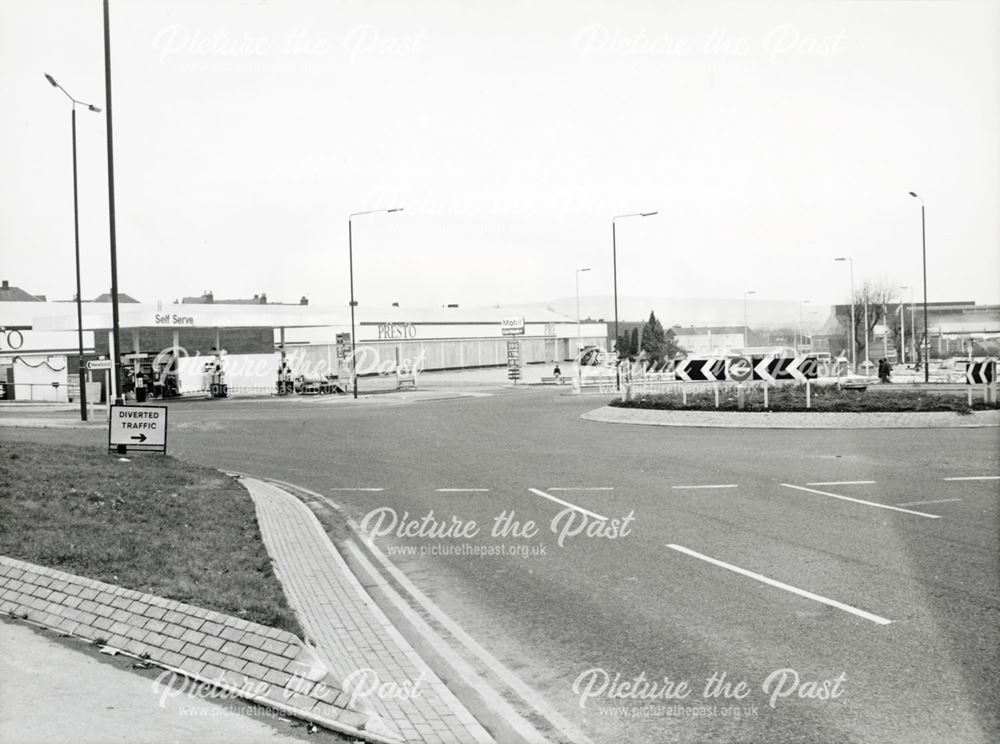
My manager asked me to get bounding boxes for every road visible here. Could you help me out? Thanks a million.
[8,386,999,743]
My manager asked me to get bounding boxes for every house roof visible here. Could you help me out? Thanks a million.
[0,281,43,302]
[93,292,140,303]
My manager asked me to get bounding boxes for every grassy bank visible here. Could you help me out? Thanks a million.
[612,384,999,414]
[0,441,301,636]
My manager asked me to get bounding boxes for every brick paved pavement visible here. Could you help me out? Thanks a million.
[243,477,494,744]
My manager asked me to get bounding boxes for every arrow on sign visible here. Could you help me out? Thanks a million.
[788,356,819,382]
[966,361,996,385]
[675,359,692,382]
[754,357,777,382]
[131,433,147,443]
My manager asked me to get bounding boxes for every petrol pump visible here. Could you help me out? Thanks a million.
[208,348,228,398]
[277,348,293,395]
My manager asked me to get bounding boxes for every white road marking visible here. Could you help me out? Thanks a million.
[528,488,608,521]
[895,498,964,507]
[666,544,893,626]
[328,487,384,492]
[780,483,941,519]
[548,487,615,491]
[942,476,1000,481]
[436,488,490,492]
[671,484,738,490]
[806,480,876,486]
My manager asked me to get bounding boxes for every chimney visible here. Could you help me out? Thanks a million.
[299,296,309,305]
[259,293,267,304]
[204,290,214,304]
[1,280,8,289]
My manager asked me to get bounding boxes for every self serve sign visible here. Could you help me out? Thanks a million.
[109,404,168,451]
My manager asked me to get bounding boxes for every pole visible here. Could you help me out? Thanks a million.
[864,299,869,375]
[900,298,906,365]
[848,261,855,373]
[103,0,123,404]
[576,270,581,352]
[348,218,358,399]
[743,294,748,349]
[920,203,929,383]
[612,221,618,355]
[71,107,88,421]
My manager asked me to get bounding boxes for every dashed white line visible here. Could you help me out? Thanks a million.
[895,498,963,507]
[548,487,615,492]
[666,544,893,626]
[671,484,738,490]
[436,488,490,493]
[805,480,876,486]
[528,488,608,521]
[942,476,1000,482]
[780,483,941,519]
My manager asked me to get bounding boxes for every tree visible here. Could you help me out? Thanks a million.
[640,311,665,363]
[629,327,640,357]
[849,281,897,365]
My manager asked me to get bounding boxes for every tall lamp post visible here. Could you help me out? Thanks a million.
[834,257,855,372]
[742,290,756,348]
[908,192,930,383]
[347,208,403,398]
[797,300,810,353]
[575,267,590,354]
[897,285,909,364]
[45,73,101,421]
[612,211,657,390]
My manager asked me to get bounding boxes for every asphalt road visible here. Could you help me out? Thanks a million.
[8,388,999,743]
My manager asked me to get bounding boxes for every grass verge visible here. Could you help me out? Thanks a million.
[612,384,1000,414]
[0,441,302,637]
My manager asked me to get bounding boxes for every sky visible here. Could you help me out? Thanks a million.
[2,0,998,321]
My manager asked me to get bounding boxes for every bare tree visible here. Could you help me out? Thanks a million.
[850,281,897,363]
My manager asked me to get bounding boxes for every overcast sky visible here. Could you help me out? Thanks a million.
[2,0,998,316]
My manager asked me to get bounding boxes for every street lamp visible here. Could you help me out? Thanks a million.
[908,192,930,383]
[45,73,101,421]
[797,300,810,353]
[612,211,657,390]
[575,267,590,354]
[742,291,756,348]
[347,207,403,398]
[834,257,855,372]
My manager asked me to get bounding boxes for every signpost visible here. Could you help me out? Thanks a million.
[507,339,521,382]
[108,404,168,454]
[87,359,114,371]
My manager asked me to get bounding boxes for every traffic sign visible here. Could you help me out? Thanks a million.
[966,361,995,385]
[675,358,726,382]
[108,404,168,454]
[87,359,114,371]
[751,356,819,382]
[726,357,752,382]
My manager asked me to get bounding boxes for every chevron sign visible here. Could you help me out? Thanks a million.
[965,361,996,385]
[675,358,727,382]
[752,356,819,382]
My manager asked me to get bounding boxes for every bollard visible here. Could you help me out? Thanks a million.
[763,383,769,409]
[714,382,720,409]
[682,385,687,406]
[806,380,811,409]
[737,384,745,410]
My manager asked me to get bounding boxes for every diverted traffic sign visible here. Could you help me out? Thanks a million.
[108,404,168,454]
[965,361,995,385]
[87,359,114,371]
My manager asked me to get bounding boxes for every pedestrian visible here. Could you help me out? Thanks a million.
[553,364,562,382]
